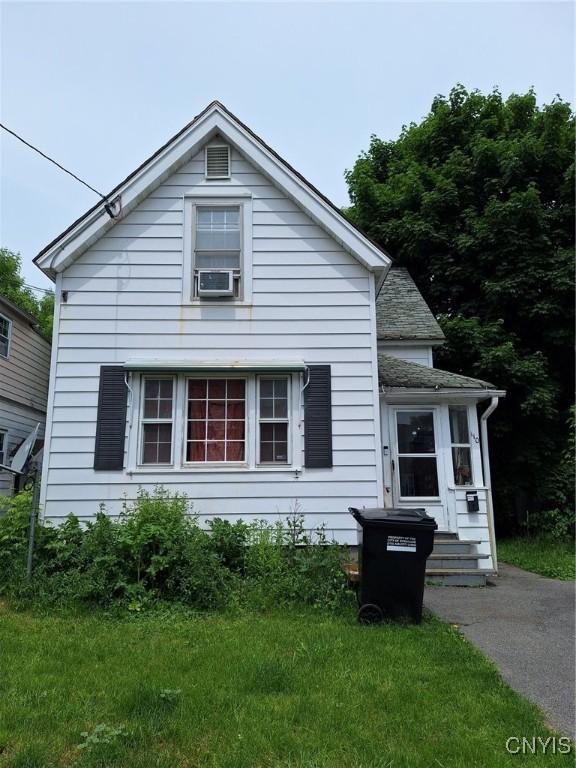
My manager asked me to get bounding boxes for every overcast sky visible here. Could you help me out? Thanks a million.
[1,1,573,291]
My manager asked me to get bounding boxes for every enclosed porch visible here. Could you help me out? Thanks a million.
[378,354,505,585]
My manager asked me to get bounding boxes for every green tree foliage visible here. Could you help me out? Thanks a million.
[345,86,575,531]
[0,248,54,340]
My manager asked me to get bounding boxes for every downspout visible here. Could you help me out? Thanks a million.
[480,396,499,573]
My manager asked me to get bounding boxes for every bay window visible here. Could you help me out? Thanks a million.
[136,373,296,469]
[396,410,439,497]
[449,406,473,485]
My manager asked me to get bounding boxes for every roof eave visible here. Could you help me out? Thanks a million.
[381,387,506,401]
[378,337,446,346]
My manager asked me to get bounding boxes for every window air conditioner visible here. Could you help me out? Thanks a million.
[197,269,234,297]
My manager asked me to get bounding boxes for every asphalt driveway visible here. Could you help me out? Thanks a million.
[425,563,575,737]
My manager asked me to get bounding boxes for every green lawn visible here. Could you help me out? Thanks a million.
[498,537,575,580]
[0,603,571,768]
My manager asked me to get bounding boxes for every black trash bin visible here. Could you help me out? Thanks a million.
[349,507,437,624]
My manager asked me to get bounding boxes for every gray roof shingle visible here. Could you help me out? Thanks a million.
[378,354,495,390]
[376,266,445,342]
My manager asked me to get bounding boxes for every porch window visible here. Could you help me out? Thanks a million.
[449,406,473,486]
[396,410,439,497]
[258,377,289,464]
[186,378,246,463]
[141,378,174,464]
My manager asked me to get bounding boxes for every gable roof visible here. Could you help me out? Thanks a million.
[378,354,496,390]
[34,101,392,280]
[376,266,445,343]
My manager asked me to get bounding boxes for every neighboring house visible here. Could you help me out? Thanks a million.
[0,295,51,495]
[34,102,504,583]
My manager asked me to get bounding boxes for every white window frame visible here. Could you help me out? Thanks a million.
[129,372,300,473]
[183,375,248,466]
[182,194,253,305]
[138,375,176,466]
[392,407,441,501]
[0,314,12,359]
[0,429,7,465]
[205,144,231,180]
[256,376,291,466]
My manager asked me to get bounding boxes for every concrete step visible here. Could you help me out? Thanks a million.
[426,568,493,587]
[432,539,481,555]
[427,553,490,570]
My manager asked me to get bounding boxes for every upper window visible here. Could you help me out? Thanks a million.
[449,407,473,486]
[258,377,290,464]
[396,410,439,497]
[205,145,230,179]
[0,315,12,358]
[194,205,242,299]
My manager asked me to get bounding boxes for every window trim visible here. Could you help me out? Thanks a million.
[392,407,441,501]
[138,375,176,466]
[183,375,248,466]
[129,372,300,473]
[0,429,7,466]
[182,194,253,306]
[256,375,291,466]
[0,314,12,359]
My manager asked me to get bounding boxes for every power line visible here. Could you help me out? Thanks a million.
[23,283,54,294]
[1,122,108,200]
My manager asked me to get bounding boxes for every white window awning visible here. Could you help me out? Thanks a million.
[123,359,307,372]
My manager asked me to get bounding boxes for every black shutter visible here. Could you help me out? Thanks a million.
[94,366,128,471]
[304,365,333,468]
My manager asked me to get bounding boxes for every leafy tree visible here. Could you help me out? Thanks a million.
[345,86,574,532]
[0,248,54,340]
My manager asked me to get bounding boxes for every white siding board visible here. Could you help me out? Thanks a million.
[60,304,371,321]
[378,344,434,368]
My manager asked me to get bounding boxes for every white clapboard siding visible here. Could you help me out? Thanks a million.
[378,344,433,368]
[44,145,382,540]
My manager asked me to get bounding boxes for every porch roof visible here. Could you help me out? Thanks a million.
[378,354,496,390]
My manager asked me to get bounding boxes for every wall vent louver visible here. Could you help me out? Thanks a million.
[205,145,230,179]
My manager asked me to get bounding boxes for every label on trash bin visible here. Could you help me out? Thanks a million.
[386,535,417,552]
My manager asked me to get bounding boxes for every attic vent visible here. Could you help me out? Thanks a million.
[205,145,230,179]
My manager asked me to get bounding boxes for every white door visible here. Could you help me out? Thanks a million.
[388,407,451,532]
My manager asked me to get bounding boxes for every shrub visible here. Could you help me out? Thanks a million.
[0,487,352,613]
[0,490,33,588]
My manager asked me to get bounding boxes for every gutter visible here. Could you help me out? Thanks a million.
[480,396,500,573]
